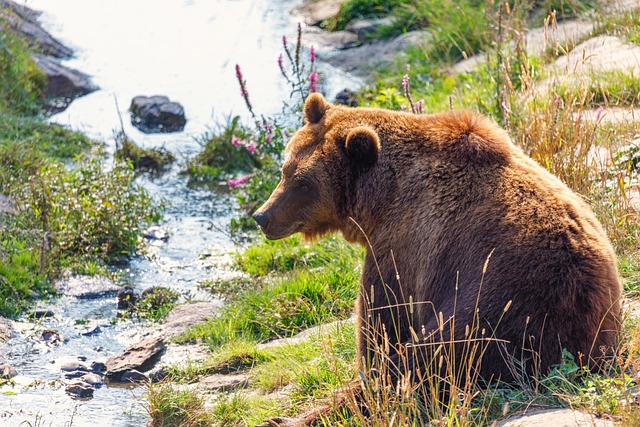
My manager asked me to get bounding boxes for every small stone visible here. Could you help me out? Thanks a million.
[80,326,102,336]
[334,88,358,107]
[120,369,149,383]
[28,309,54,319]
[41,329,62,344]
[61,362,90,373]
[90,361,106,373]
[198,373,250,392]
[63,370,89,379]
[0,364,17,379]
[77,356,87,362]
[117,286,138,310]
[65,380,94,398]
[80,373,104,388]
[143,226,169,241]
[130,95,187,134]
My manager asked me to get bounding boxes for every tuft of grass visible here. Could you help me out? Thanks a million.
[141,380,215,427]
[114,131,175,174]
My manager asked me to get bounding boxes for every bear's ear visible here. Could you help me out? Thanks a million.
[304,93,331,124]
[345,127,380,167]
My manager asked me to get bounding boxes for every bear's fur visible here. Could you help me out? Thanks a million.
[254,93,622,389]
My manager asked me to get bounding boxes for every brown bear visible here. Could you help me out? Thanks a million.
[253,93,622,423]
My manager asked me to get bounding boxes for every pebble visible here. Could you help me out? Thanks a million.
[61,362,90,373]
[90,361,106,373]
[28,309,54,319]
[80,373,104,388]
[65,380,94,398]
[120,369,149,383]
[0,363,17,379]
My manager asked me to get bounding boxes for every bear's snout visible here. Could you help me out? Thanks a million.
[252,211,269,230]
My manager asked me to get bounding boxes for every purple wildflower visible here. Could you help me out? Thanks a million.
[595,106,605,122]
[278,54,287,78]
[283,130,290,137]
[310,46,316,64]
[227,175,250,188]
[400,105,407,111]
[245,142,257,155]
[402,74,410,92]
[266,133,273,144]
[231,136,244,147]
[309,72,318,93]
[416,99,424,114]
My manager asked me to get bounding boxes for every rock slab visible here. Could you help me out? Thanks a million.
[130,95,187,133]
[495,409,614,427]
[105,336,165,378]
[32,54,97,100]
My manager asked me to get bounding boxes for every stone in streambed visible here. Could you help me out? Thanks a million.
[65,380,94,398]
[105,336,165,380]
[130,95,186,133]
[0,363,17,379]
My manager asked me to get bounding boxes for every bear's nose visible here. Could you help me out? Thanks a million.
[253,212,269,229]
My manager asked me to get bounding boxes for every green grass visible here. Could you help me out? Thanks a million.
[114,131,175,174]
[142,381,215,427]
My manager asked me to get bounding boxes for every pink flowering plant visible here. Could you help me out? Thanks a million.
[186,25,320,234]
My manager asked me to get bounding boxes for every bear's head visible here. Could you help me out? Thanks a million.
[253,93,380,241]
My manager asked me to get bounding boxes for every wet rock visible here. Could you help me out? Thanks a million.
[148,366,170,382]
[120,369,149,383]
[292,0,344,26]
[63,370,89,379]
[28,309,54,319]
[198,373,250,392]
[61,362,90,373]
[345,17,394,42]
[32,54,97,102]
[77,355,87,362]
[90,361,106,373]
[80,373,104,388]
[302,28,359,51]
[105,336,165,379]
[0,363,17,379]
[55,275,121,299]
[334,88,358,107]
[0,1,73,59]
[65,380,94,398]
[117,286,138,309]
[495,408,614,427]
[41,329,62,344]
[80,325,102,336]
[162,301,223,338]
[130,95,187,133]
[321,31,431,78]
[0,317,13,342]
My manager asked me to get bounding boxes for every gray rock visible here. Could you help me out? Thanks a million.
[292,0,344,26]
[162,301,223,339]
[345,17,394,42]
[0,363,17,379]
[130,95,187,133]
[61,362,90,373]
[302,28,359,51]
[32,54,97,100]
[0,2,72,59]
[80,325,102,336]
[334,88,358,107]
[89,361,106,373]
[28,309,54,319]
[120,369,149,383]
[65,380,94,398]
[198,373,249,392]
[322,31,431,78]
[80,373,104,388]
[55,275,120,299]
[117,286,138,309]
[41,329,62,344]
[63,370,89,379]
[143,226,169,241]
[105,336,165,378]
[495,408,614,426]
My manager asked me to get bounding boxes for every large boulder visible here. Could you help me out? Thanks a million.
[129,95,187,133]
[32,54,97,111]
[0,1,73,59]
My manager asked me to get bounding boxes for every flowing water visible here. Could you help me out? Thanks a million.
[0,1,359,425]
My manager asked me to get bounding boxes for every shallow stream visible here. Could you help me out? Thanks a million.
[0,1,358,425]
